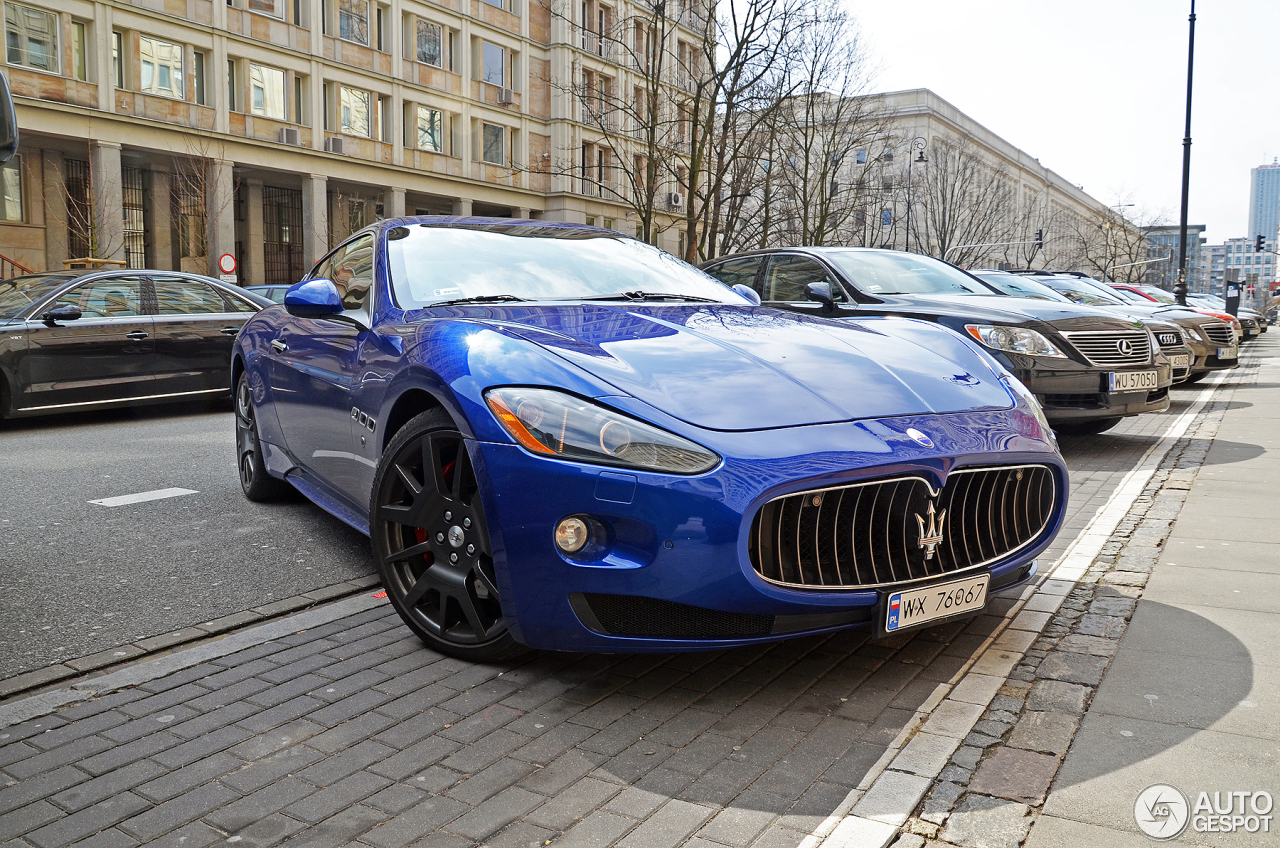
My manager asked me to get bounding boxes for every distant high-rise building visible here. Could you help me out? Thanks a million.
[1145,224,1206,292]
[1247,160,1280,244]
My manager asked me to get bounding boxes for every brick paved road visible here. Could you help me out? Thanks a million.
[0,392,1215,848]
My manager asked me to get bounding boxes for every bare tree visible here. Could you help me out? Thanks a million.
[907,134,1016,267]
[1055,204,1162,282]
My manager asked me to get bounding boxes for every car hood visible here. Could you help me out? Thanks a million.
[867,293,1139,331]
[448,304,1014,431]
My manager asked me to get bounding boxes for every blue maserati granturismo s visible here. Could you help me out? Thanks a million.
[232,218,1068,660]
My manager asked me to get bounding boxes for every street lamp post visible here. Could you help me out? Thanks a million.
[1174,0,1196,306]
[903,137,927,254]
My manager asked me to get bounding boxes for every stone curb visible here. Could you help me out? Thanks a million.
[0,590,391,729]
[0,576,382,702]
[809,366,1235,848]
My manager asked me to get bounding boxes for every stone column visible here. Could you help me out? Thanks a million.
[516,206,531,219]
[143,169,173,270]
[302,174,328,267]
[451,197,472,217]
[205,158,235,278]
[387,186,406,218]
[90,142,125,263]
[42,151,68,269]
[245,179,265,285]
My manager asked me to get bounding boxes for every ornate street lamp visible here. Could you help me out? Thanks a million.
[903,137,926,254]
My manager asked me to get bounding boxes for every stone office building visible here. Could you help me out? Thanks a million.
[0,0,698,281]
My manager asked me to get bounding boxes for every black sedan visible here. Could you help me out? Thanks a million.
[702,248,1172,435]
[0,270,270,419]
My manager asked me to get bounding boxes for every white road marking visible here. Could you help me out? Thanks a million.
[89,488,199,507]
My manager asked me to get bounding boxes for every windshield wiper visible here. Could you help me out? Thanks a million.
[430,294,532,307]
[583,290,720,303]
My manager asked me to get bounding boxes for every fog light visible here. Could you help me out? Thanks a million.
[554,517,590,553]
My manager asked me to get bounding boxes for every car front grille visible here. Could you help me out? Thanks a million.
[1202,322,1234,345]
[748,465,1056,589]
[1154,331,1182,349]
[1060,330,1152,367]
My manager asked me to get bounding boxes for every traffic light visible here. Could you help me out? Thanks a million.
[1034,229,1044,249]
[1255,235,1265,252]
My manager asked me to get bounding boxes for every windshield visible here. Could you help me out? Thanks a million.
[0,274,77,319]
[823,250,995,296]
[973,273,1071,302]
[387,224,745,308]
[1108,286,1152,304]
[1033,276,1126,306]
[1133,285,1178,305]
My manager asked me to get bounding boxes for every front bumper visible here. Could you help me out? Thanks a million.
[470,412,1067,652]
[1015,362,1173,423]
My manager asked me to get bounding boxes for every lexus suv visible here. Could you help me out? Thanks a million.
[702,248,1172,435]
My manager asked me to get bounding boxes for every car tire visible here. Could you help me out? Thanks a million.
[1053,416,1122,436]
[370,409,528,662]
[235,373,292,502]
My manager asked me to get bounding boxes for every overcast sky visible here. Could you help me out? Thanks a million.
[848,0,1275,244]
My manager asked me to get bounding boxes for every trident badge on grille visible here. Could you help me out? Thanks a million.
[915,501,947,560]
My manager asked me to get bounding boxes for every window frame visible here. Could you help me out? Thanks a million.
[248,62,287,120]
[340,85,371,137]
[481,41,505,87]
[481,122,505,165]
[416,105,443,153]
[338,0,370,46]
[4,2,58,74]
[247,0,286,20]
[138,35,185,100]
[416,19,442,67]
[0,155,23,223]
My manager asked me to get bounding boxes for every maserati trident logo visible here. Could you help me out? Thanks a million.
[1116,338,1135,357]
[905,428,934,448]
[915,501,946,560]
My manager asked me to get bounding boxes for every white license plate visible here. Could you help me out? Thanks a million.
[1109,370,1159,392]
[1170,354,1190,370]
[1218,346,1237,360]
[886,574,988,632]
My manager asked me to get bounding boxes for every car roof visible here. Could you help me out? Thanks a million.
[378,216,629,241]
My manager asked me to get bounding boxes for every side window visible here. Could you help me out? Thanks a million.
[704,256,764,294]
[152,277,233,314]
[220,292,259,312]
[50,276,145,318]
[762,255,845,303]
[314,235,375,313]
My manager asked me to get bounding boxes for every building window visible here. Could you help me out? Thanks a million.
[4,2,57,73]
[227,59,237,110]
[855,149,867,165]
[416,105,443,152]
[881,209,892,227]
[0,156,21,222]
[71,21,87,80]
[481,41,504,86]
[338,0,369,45]
[481,0,504,8]
[416,20,442,67]
[341,86,370,136]
[249,63,286,119]
[193,51,206,104]
[112,31,124,88]
[482,122,504,164]
[248,0,284,19]
[140,36,184,98]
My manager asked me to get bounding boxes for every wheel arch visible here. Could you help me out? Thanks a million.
[380,388,446,455]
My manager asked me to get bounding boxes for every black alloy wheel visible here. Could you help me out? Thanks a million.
[234,373,291,501]
[1053,416,1122,436]
[370,409,527,661]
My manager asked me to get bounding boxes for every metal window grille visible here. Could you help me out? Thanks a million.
[263,186,304,285]
[122,167,145,269]
[172,179,206,261]
[64,158,92,259]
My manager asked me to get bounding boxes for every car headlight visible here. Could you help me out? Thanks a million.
[1001,374,1053,438]
[1178,325,1193,341]
[485,387,720,474]
[964,325,1066,358]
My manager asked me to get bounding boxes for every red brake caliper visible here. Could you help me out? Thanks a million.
[412,460,455,565]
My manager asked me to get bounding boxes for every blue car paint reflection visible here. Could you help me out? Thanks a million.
[232,218,1067,654]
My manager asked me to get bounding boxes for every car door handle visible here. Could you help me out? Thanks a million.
[271,339,288,353]
[125,331,149,340]
[220,327,240,336]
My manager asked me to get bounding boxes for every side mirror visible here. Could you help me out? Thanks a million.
[0,71,17,164]
[284,279,343,318]
[42,304,81,325]
[805,282,835,314]
[732,283,762,306]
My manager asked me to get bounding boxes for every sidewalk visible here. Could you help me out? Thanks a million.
[888,332,1278,848]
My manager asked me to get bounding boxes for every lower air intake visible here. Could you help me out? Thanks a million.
[574,593,774,638]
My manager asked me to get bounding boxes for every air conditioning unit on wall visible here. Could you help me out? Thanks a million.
[324,136,345,155]
[497,87,515,104]
[667,192,684,209]
[278,127,301,146]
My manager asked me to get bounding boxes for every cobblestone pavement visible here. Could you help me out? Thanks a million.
[891,336,1274,848]
[0,370,1237,848]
